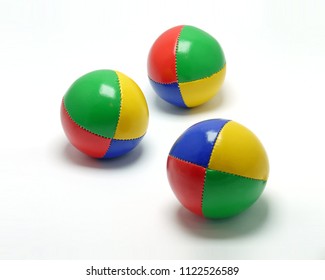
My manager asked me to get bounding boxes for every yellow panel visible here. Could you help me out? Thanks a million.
[114,71,149,139]
[208,121,269,180]
[179,65,226,108]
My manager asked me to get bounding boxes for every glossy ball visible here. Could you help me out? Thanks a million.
[148,25,226,108]
[61,69,149,158]
[167,119,269,218]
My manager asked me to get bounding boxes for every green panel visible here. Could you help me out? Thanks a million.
[64,70,121,138]
[176,25,226,83]
[202,169,266,219]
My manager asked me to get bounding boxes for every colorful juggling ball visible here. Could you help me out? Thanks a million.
[61,69,149,158]
[148,25,226,108]
[167,119,269,218]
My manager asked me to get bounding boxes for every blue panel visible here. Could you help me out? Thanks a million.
[103,137,143,159]
[149,78,187,108]
[169,119,230,168]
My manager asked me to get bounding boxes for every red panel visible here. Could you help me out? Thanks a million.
[60,101,111,158]
[167,155,206,216]
[147,25,183,84]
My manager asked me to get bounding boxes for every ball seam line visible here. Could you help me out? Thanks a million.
[112,71,123,140]
[103,141,113,158]
[148,64,226,85]
[207,120,231,168]
[201,169,208,217]
[206,168,267,183]
[62,98,110,139]
[170,153,266,182]
[174,26,187,107]
[178,64,226,85]
[168,154,205,169]
[63,98,143,141]
[201,120,229,215]
[148,76,175,85]
[112,134,145,141]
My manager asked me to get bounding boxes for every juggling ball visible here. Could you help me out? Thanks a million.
[167,119,269,219]
[61,69,149,159]
[148,25,226,108]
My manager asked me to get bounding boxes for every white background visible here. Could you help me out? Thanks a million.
[0,0,325,260]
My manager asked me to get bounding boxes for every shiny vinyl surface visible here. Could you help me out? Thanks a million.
[167,119,269,219]
[148,25,226,108]
[61,70,149,158]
